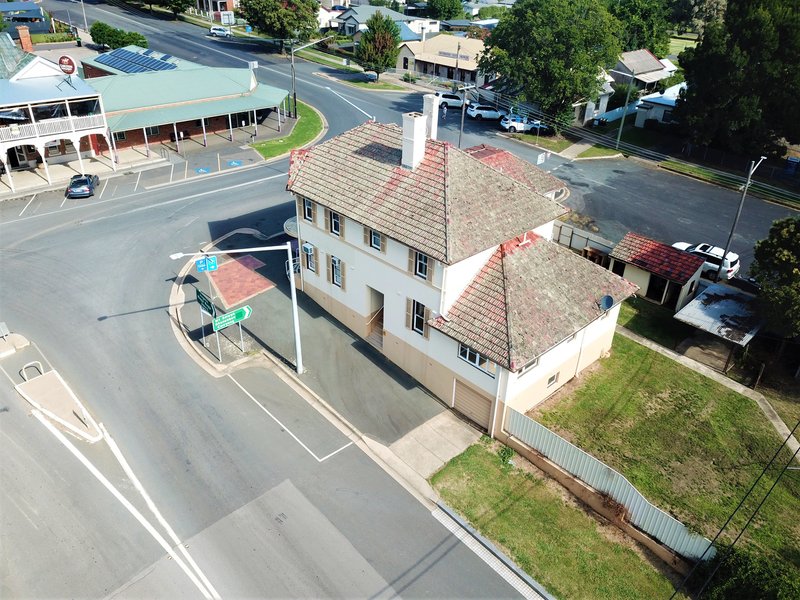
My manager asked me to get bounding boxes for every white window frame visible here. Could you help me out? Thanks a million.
[145,125,160,136]
[303,199,314,222]
[306,250,316,273]
[414,251,429,279]
[519,357,539,375]
[547,372,559,387]
[412,300,426,335]
[113,131,126,141]
[329,211,341,236]
[458,343,496,377]
[332,256,342,287]
[370,229,382,251]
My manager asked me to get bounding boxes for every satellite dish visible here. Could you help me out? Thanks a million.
[599,295,614,311]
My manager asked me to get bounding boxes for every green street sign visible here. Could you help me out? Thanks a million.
[196,289,216,317]
[213,305,252,331]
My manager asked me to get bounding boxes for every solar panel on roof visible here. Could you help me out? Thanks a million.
[142,49,153,56]
[161,54,172,61]
[95,48,177,73]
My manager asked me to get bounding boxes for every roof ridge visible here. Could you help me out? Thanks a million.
[442,142,453,264]
[498,244,514,370]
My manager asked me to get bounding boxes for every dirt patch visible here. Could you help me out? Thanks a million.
[559,211,600,232]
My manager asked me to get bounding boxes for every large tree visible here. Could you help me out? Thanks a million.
[750,217,800,339]
[478,0,620,125]
[427,0,464,21]
[238,0,319,53]
[666,0,726,33]
[157,0,194,19]
[675,0,800,155]
[355,11,401,81]
[607,0,670,57]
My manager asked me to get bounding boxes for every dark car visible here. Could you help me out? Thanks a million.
[65,174,99,198]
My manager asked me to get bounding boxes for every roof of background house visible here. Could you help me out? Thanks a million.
[610,232,704,284]
[0,2,44,13]
[400,35,485,70]
[0,32,34,79]
[398,22,421,42]
[88,68,287,131]
[464,144,569,199]
[287,121,568,265]
[639,82,687,108]
[431,232,638,370]
[618,49,664,74]
[338,5,414,23]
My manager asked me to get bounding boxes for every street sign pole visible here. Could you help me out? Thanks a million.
[200,303,206,347]
[216,329,222,363]
[239,322,244,352]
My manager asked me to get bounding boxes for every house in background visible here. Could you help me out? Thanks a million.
[635,82,687,128]
[287,95,637,434]
[335,5,439,43]
[397,35,486,85]
[0,2,50,40]
[612,49,678,91]
[610,232,703,312]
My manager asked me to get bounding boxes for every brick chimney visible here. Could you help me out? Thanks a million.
[16,26,33,53]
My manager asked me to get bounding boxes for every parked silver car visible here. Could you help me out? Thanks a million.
[672,242,741,280]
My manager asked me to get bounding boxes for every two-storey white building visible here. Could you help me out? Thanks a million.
[287,97,637,435]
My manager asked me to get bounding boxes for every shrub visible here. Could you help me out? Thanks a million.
[402,72,417,83]
[498,445,514,466]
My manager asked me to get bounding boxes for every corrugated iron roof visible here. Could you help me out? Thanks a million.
[611,232,704,284]
[431,232,639,370]
[286,121,568,264]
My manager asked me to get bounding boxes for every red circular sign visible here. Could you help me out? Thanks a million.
[58,55,76,75]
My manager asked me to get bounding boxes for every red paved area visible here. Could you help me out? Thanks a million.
[209,255,274,309]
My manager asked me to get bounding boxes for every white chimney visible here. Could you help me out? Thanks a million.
[422,93,440,140]
[402,112,427,170]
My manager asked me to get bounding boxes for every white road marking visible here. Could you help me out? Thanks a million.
[59,194,68,208]
[326,87,374,120]
[94,7,162,33]
[98,179,109,200]
[228,375,352,463]
[432,508,545,600]
[32,411,215,600]
[100,423,221,599]
[19,195,35,216]
[134,171,142,191]
[0,172,287,227]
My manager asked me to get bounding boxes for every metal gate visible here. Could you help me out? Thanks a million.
[453,380,492,430]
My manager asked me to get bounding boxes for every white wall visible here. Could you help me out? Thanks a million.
[405,19,440,35]
[427,329,500,398]
[441,245,497,314]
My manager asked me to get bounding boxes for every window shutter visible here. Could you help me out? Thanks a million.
[408,248,415,274]
[405,298,413,330]
[326,254,332,283]
[363,226,369,246]
[426,258,433,282]
[339,216,345,239]
[311,202,317,223]
[340,261,346,291]
[423,307,431,339]
[313,247,319,273]
[381,234,387,254]
[324,208,330,232]
[296,196,303,218]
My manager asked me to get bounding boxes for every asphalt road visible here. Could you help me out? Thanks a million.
[0,168,523,598]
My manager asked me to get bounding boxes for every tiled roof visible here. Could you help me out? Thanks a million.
[611,232,704,284]
[431,232,639,370]
[287,122,568,264]
[464,144,569,199]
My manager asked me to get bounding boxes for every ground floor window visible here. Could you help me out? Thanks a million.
[113,131,126,142]
[547,372,559,387]
[145,125,160,136]
[458,343,496,377]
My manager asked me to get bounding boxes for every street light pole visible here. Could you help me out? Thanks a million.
[614,71,636,150]
[457,83,476,149]
[290,36,334,118]
[80,0,88,33]
[170,244,304,374]
[714,156,767,282]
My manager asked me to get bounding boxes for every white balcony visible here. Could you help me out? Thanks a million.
[0,114,107,143]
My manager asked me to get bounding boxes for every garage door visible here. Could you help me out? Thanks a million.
[453,380,492,430]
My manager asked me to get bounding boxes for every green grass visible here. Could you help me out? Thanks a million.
[577,145,622,158]
[668,36,697,57]
[617,297,696,350]
[295,48,360,72]
[509,133,573,153]
[31,33,75,43]
[251,101,323,159]
[536,335,800,578]
[347,80,405,91]
[432,443,687,600]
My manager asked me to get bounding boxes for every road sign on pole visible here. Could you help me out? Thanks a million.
[196,256,218,272]
[196,289,216,317]
[213,306,252,331]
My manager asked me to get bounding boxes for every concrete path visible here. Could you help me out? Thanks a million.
[560,140,594,159]
[617,326,800,457]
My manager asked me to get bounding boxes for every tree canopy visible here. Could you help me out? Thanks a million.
[607,0,670,57]
[238,0,319,53]
[90,22,148,49]
[355,11,401,81]
[478,0,620,125]
[427,0,464,21]
[750,216,800,338]
[675,0,800,155]
[157,0,194,19]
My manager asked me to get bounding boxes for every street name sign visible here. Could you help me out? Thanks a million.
[213,306,252,331]
[196,256,218,272]
[196,289,216,317]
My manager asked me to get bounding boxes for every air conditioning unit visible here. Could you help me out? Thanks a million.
[302,243,314,255]
[331,256,341,267]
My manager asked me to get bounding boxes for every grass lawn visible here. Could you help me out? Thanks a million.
[251,101,322,159]
[296,48,360,72]
[534,335,800,578]
[668,36,697,57]
[432,442,686,600]
[577,145,622,158]
[509,134,573,153]
[617,297,696,350]
[347,80,405,91]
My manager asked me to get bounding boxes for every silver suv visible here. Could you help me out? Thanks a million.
[434,91,465,108]
[672,242,741,280]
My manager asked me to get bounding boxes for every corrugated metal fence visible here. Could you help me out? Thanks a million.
[505,408,716,561]
[552,222,614,255]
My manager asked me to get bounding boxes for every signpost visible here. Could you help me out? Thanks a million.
[196,289,216,317]
[213,306,252,353]
[58,55,77,75]
[195,256,218,272]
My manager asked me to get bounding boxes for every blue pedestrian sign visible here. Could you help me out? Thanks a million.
[228,160,242,167]
[196,256,218,272]
[196,167,210,174]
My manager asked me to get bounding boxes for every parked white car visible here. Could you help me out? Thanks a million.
[208,26,231,37]
[466,104,508,120]
[434,91,465,109]
[672,242,741,280]
[499,115,552,134]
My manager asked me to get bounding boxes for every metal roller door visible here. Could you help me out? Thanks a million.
[453,380,492,430]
